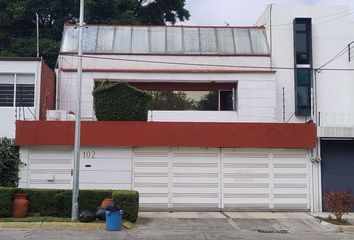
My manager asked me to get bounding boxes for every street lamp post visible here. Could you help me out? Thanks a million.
[71,0,84,221]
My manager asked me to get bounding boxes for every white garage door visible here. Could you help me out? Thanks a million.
[172,148,220,210]
[26,147,73,189]
[133,148,170,210]
[80,147,132,190]
[222,149,309,210]
[133,148,310,211]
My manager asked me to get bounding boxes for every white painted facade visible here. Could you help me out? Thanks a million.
[57,55,276,122]
[19,146,311,211]
[17,4,354,213]
[0,60,41,138]
[256,4,354,132]
[255,4,354,212]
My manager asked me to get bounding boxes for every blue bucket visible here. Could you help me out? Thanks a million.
[106,210,123,231]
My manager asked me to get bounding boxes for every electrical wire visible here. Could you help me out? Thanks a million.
[62,53,354,72]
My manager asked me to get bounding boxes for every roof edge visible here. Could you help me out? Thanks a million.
[63,22,266,29]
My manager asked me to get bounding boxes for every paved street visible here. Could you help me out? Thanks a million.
[1,212,354,240]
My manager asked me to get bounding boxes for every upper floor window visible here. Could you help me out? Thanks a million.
[294,18,312,65]
[148,90,235,111]
[94,81,237,111]
[0,73,35,107]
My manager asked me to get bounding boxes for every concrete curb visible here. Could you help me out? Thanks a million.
[0,222,106,231]
[319,220,354,233]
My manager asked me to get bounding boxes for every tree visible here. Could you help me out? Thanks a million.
[197,91,218,110]
[0,0,190,68]
[150,91,197,110]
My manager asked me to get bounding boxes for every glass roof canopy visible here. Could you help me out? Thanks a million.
[60,25,270,55]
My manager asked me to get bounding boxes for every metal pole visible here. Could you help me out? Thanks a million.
[36,13,39,57]
[71,0,84,221]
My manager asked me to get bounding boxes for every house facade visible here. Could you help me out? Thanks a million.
[0,57,55,138]
[15,4,354,212]
[256,4,354,211]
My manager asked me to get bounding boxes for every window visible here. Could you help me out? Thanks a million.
[94,81,237,111]
[295,68,311,116]
[15,84,35,107]
[149,90,235,111]
[0,84,14,107]
[0,73,35,107]
[150,91,218,111]
[294,18,312,65]
[219,90,234,110]
[294,18,312,117]
[0,74,14,107]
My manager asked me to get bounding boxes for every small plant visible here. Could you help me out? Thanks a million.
[324,191,352,222]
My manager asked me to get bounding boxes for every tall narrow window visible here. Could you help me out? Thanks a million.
[294,18,312,116]
[295,69,311,116]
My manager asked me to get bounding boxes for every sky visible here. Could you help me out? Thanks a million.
[184,0,354,26]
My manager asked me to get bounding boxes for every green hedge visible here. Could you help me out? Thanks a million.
[112,190,139,222]
[0,187,15,217]
[93,81,152,121]
[0,188,139,222]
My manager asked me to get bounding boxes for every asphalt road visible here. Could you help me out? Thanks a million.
[1,216,354,240]
[1,228,354,240]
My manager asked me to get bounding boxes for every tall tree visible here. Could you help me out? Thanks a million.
[0,0,190,68]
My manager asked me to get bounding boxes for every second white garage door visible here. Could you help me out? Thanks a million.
[133,147,310,211]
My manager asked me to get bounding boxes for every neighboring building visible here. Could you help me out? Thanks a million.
[256,4,354,211]
[0,57,55,138]
[15,4,354,212]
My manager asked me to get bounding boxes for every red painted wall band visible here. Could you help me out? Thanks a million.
[15,121,316,149]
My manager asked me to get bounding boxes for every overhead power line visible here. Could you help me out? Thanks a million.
[63,53,354,72]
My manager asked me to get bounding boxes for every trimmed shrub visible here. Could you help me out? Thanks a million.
[54,190,113,217]
[79,190,113,212]
[0,188,139,222]
[54,190,72,217]
[0,138,21,187]
[93,81,152,121]
[325,191,352,222]
[0,187,15,217]
[112,190,139,222]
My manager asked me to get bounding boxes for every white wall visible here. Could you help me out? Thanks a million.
[0,61,41,138]
[57,54,276,122]
[19,146,133,190]
[257,5,354,127]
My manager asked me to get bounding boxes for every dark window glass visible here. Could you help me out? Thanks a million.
[149,90,219,111]
[294,19,311,64]
[295,33,309,64]
[295,69,311,116]
[0,84,14,107]
[294,23,306,31]
[16,84,35,107]
[220,90,234,110]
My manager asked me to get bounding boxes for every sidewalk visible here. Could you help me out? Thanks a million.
[0,212,352,233]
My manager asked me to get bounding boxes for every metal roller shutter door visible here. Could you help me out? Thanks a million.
[321,140,354,211]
